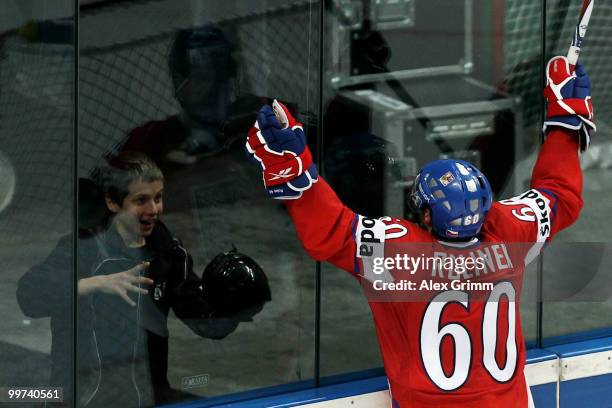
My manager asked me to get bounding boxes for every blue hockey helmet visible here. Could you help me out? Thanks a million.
[168,24,235,92]
[410,159,493,239]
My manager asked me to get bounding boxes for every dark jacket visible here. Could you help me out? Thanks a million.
[17,221,237,407]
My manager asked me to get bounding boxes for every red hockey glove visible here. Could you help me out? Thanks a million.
[543,56,595,152]
[246,99,318,199]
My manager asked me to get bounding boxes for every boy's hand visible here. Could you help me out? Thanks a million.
[79,262,153,306]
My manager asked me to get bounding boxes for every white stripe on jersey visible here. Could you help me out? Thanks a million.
[499,189,552,265]
[355,215,389,284]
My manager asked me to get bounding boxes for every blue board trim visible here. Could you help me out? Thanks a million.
[163,377,388,408]
[167,359,551,407]
[558,374,612,407]
[545,336,612,358]
[526,348,558,364]
[166,338,612,407]
[319,368,386,387]
[161,380,315,408]
[530,382,557,408]
[542,327,612,348]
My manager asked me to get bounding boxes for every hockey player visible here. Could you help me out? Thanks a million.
[245,55,594,407]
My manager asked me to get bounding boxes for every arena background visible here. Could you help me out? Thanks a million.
[0,0,611,406]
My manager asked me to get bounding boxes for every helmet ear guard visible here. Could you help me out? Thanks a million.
[411,160,493,239]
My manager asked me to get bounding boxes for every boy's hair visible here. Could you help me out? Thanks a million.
[92,152,164,206]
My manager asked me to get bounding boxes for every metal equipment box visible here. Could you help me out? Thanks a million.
[325,74,521,219]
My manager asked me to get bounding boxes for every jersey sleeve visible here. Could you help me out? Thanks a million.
[284,178,359,274]
[483,128,583,260]
[284,178,410,277]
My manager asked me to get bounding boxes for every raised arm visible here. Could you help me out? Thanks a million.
[284,178,359,273]
[530,128,583,236]
[245,100,390,275]
[484,56,594,245]
[533,55,594,236]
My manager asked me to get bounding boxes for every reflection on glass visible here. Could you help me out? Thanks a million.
[321,0,542,378]
[1,2,75,405]
[78,0,319,404]
[541,0,612,342]
[75,153,273,406]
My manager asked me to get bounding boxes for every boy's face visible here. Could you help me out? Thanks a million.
[106,179,164,239]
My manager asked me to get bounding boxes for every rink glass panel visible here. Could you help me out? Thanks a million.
[0,0,76,405]
[319,0,542,377]
[540,1,612,343]
[2,0,612,404]
[76,0,319,404]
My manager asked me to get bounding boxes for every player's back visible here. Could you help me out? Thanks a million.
[363,219,531,408]
[283,128,581,408]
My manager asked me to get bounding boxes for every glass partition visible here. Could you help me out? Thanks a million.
[2,0,612,405]
[0,0,75,405]
[76,1,320,405]
[541,0,612,343]
[320,0,542,377]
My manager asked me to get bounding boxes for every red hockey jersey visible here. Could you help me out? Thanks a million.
[285,129,583,407]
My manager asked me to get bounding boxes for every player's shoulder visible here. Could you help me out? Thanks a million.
[354,214,428,245]
[482,189,552,241]
[491,189,552,223]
